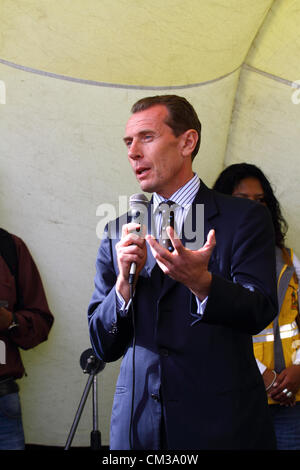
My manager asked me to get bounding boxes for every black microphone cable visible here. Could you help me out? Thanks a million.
[129,280,136,450]
[127,193,149,450]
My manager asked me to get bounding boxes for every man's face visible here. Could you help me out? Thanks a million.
[124,105,189,198]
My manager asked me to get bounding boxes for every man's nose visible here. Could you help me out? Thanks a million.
[128,140,142,160]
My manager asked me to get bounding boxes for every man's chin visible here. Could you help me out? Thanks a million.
[138,181,155,194]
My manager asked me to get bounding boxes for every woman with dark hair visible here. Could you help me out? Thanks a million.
[213,163,300,450]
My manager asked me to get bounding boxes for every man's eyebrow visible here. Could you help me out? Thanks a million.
[123,130,155,142]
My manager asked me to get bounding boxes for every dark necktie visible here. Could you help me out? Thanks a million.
[158,201,176,253]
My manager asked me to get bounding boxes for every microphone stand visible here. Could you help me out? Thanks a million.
[64,349,105,450]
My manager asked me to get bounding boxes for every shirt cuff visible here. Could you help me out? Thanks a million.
[116,290,132,316]
[195,296,208,316]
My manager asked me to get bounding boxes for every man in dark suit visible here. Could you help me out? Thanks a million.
[88,95,278,450]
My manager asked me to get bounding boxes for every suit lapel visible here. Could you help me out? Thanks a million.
[181,181,218,250]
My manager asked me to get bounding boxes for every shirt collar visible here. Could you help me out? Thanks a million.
[153,173,200,214]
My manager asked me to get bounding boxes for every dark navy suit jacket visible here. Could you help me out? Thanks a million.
[88,181,278,450]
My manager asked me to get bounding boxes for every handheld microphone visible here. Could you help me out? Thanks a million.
[128,193,149,285]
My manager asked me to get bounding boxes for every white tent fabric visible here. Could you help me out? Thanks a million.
[0,0,299,447]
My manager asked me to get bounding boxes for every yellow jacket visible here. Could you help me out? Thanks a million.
[253,248,300,404]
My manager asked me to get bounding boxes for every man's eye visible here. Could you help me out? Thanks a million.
[143,135,153,141]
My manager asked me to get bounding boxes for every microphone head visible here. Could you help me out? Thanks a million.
[129,193,149,224]
[129,193,149,209]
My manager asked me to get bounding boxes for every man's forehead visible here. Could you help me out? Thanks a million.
[125,105,168,134]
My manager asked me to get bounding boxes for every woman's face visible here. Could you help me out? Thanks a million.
[232,177,266,205]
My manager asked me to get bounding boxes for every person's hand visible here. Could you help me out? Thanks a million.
[116,222,147,303]
[262,368,277,390]
[0,307,13,331]
[268,365,300,406]
[146,228,216,300]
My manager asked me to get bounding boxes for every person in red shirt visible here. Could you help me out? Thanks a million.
[0,229,53,450]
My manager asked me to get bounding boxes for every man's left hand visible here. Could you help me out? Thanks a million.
[146,228,216,300]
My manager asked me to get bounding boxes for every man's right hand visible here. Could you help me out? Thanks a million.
[115,222,147,303]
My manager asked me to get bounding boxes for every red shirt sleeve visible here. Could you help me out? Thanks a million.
[8,235,54,350]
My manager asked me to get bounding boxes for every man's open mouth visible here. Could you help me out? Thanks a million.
[136,167,150,176]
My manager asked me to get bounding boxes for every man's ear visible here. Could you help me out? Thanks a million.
[180,129,198,157]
